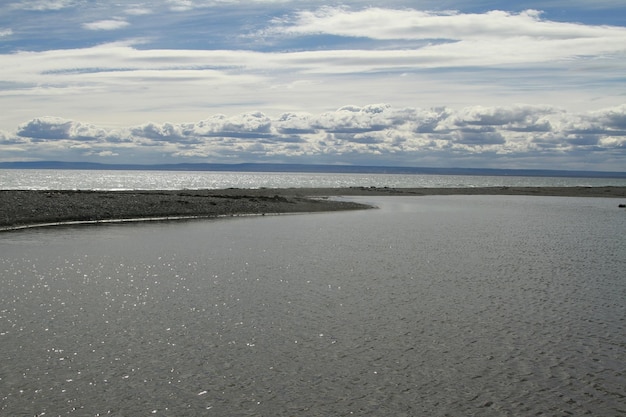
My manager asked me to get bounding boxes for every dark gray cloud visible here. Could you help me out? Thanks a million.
[603,110,626,130]
[565,135,601,146]
[17,117,118,143]
[17,117,75,140]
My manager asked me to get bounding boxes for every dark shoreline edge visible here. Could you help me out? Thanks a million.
[2,186,625,231]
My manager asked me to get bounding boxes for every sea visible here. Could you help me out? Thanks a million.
[1,170,625,416]
[2,168,626,190]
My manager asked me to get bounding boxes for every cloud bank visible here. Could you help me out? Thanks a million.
[1,3,625,170]
[3,104,624,170]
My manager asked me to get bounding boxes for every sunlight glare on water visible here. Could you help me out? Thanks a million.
[1,196,625,416]
[2,169,626,190]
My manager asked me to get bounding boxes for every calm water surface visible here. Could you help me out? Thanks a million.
[1,196,625,416]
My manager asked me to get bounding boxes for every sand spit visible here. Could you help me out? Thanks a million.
[1,186,625,230]
[0,189,370,231]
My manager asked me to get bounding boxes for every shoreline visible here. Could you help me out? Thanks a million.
[2,186,625,231]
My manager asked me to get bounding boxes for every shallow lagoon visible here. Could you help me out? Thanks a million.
[1,196,625,416]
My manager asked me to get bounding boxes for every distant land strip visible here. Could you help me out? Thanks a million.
[1,161,626,178]
[1,187,625,231]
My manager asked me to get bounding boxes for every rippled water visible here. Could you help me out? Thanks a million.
[2,169,626,190]
[1,196,625,416]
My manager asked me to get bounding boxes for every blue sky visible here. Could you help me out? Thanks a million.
[1,0,625,170]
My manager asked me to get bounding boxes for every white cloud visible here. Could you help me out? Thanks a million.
[85,150,119,157]
[186,113,274,140]
[6,104,625,169]
[130,122,189,142]
[8,0,78,11]
[263,7,626,66]
[276,112,315,134]
[167,0,195,11]
[125,7,153,16]
[0,23,622,100]
[313,104,400,133]
[5,39,615,83]
[0,5,624,171]
[1,39,623,137]
[82,19,130,31]
[164,0,303,11]
[267,7,624,40]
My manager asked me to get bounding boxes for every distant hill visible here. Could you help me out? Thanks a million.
[1,160,625,178]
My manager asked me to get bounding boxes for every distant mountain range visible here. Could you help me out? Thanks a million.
[1,161,625,178]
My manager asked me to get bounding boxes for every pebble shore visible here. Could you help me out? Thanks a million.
[2,186,625,230]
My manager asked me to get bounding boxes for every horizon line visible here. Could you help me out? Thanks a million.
[1,160,625,178]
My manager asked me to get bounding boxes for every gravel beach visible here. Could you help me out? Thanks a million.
[1,186,625,230]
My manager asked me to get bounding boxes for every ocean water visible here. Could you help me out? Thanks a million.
[1,195,625,416]
[2,169,626,190]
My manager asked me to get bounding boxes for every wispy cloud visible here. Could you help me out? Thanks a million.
[125,7,153,16]
[167,0,195,12]
[265,7,595,39]
[263,7,626,65]
[8,0,79,11]
[82,19,130,31]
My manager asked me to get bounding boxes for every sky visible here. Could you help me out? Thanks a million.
[1,0,625,171]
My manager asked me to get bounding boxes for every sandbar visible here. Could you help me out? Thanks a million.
[1,186,625,230]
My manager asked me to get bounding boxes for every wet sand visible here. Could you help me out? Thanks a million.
[1,186,625,230]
